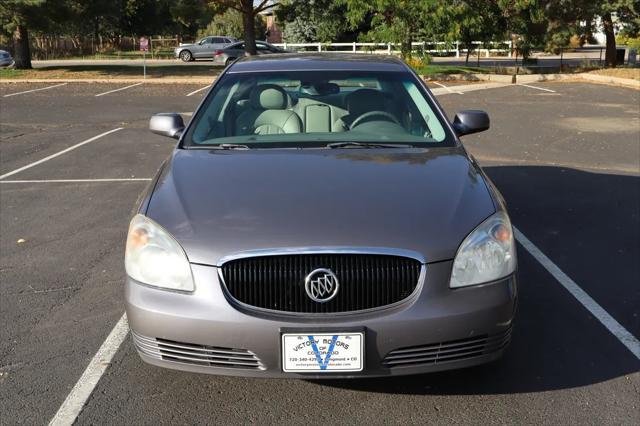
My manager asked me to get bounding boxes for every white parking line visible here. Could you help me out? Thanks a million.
[3,83,68,98]
[48,314,129,426]
[0,128,123,180]
[518,83,557,93]
[433,81,464,95]
[95,83,143,97]
[0,178,151,184]
[186,85,210,97]
[514,227,640,361]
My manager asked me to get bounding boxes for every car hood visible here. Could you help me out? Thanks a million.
[146,147,495,265]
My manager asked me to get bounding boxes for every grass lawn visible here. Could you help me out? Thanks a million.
[0,64,221,80]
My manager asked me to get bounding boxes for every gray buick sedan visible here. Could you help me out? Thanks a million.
[125,54,517,378]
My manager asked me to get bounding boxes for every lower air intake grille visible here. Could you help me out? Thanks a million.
[382,327,512,368]
[220,253,422,313]
[132,332,264,370]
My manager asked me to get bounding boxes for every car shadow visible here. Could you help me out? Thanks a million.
[316,165,640,395]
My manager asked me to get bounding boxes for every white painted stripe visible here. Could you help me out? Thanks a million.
[0,128,123,180]
[518,83,557,93]
[49,314,129,426]
[186,85,210,97]
[95,83,143,97]
[431,82,509,96]
[514,227,640,360]
[1,178,151,184]
[433,81,464,95]
[3,83,68,98]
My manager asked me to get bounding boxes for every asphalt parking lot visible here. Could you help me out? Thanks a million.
[0,79,638,425]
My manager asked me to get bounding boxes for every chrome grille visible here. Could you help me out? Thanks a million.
[220,253,422,313]
[132,332,264,370]
[383,327,512,368]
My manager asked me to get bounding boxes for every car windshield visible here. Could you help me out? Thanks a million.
[184,70,453,148]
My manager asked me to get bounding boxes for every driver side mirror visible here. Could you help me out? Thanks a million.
[150,113,185,139]
[452,110,490,137]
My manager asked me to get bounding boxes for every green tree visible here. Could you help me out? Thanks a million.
[340,0,437,58]
[539,0,639,67]
[0,0,67,68]
[595,0,639,67]
[445,0,507,65]
[121,0,177,37]
[170,0,214,38]
[497,0,546,60]
[208,1,276,55]
[277,0,348,43]
[198,7,266,40]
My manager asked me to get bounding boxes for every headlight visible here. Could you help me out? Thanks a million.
[450,211,516,288]
[125,214,194,292]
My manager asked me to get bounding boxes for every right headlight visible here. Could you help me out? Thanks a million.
[125,214,194,292]
[450,211,517,288]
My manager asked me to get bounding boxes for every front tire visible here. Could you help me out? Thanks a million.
[179,50,193,62]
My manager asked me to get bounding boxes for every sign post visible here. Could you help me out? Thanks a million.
[139,37,149,80]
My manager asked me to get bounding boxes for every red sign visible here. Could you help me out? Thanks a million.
[139,37,149,52]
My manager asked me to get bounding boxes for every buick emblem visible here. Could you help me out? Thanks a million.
[304,268,339,303]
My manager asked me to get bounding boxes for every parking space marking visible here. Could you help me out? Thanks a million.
[49,314,129,426]
[95,83,143,97]
[433,82,464,95]
[0,178,151,184]
[186,85,210,97]
[518,83,557,93]
[515,227,640,360]
[3,83,68,98]
[0,128,123,180]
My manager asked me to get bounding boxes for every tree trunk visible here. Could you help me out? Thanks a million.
[465,44,471,66]
[243,1,257,56]
[602,11,617,68]
[13,24,32,69]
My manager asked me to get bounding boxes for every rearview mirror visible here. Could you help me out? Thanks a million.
[149,113,185,139]
[452,110,490,137]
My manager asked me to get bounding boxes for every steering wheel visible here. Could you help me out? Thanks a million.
[350,111,400,129]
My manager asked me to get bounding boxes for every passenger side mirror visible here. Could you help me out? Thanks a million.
[149,113,185,139]
[452,110,490,137]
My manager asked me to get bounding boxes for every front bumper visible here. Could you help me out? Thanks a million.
[125,261,517,378]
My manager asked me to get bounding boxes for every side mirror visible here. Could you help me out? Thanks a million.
[149,113,185,139]
[452,110,490,137]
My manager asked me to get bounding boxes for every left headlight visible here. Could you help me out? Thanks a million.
[125,214,194,292]
[450,211,517,288]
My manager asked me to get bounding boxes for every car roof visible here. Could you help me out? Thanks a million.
[228,40,269,47]
[227,53,408,73]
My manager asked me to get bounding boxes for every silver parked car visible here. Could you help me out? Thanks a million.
[213,40,286,66]
[174,36,237,62]
[126,54,517,378]
[0,50,14,67]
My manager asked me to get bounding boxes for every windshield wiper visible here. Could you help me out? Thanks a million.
[326,142,414,149]
[210,143,251,150]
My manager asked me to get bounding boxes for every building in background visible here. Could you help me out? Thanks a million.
[259,1,282,43]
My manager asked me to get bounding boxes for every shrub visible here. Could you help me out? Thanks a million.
[616,34,640,50]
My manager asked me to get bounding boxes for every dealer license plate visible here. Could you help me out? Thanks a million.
[282,333,364,372]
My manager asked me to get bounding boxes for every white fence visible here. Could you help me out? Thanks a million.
[272,41,514,58]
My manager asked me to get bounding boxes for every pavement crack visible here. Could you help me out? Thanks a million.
[26,284,76,294]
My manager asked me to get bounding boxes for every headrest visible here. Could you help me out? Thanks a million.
[250,84,290,110]
[346,89,386,116]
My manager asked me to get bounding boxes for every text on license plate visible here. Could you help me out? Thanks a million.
[282,333,363,372]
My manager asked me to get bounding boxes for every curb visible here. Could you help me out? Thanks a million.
[423,72,638,89]
[578,73,640,88]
